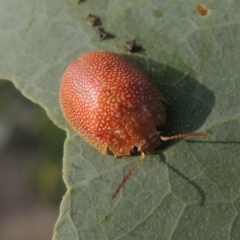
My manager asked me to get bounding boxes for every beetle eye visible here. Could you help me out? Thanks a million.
[130,145,139,155]
[156,124,163,133]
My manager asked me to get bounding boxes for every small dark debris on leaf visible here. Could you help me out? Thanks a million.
[124,39,142,53]
[197,4,209,17]
[86,14,101,27]
[96,28,114,41]
[77,0,85,3]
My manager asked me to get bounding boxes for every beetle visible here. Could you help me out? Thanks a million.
[59,51,208,198]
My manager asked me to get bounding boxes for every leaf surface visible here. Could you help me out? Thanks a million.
[1,0,240,239]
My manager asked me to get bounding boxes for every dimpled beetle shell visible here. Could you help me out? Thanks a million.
[60,51,166,156]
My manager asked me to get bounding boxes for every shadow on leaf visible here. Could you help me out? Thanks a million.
[159,153,206,206]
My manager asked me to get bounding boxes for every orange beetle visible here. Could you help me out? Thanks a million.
[60,51,207,198]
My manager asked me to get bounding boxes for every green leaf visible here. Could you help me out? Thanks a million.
[1,0,240,239]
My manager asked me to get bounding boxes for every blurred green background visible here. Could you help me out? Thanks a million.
[0,80,66,240]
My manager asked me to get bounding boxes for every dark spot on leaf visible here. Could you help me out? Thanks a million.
[152,9,164,18]
[105,214,111,223]
[124,40,142,53]
[96,28,114,41]
[197,4,209,17]
[86,14,101,27]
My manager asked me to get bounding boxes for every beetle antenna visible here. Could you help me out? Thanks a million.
[112,151,145,199]
[160,132,208,141]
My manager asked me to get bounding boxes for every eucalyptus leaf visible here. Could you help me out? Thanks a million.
[1,0,240,239]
